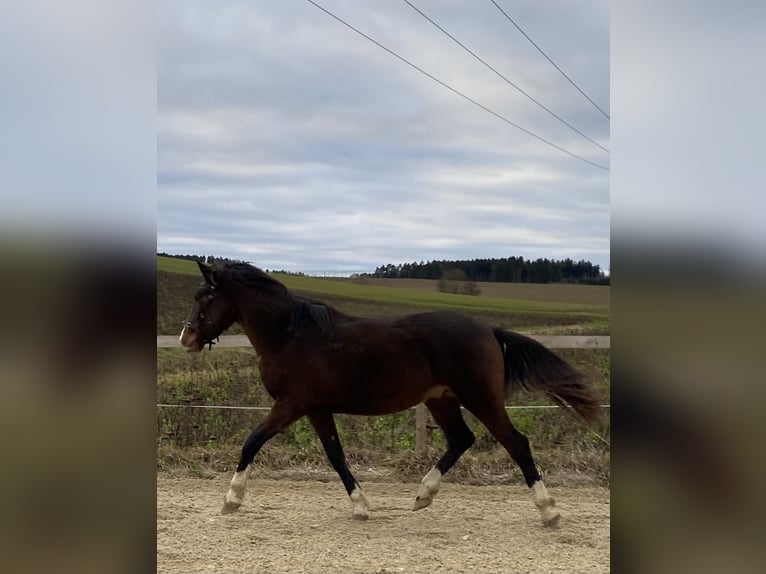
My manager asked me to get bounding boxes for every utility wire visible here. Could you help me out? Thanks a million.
[490,0,610,120]
[305,0,609,171]
[403,0,608,154]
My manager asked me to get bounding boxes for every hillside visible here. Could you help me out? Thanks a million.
[157,256,609,336]
[157,255,610,484]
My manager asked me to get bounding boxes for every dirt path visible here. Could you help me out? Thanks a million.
[157,475,609,573]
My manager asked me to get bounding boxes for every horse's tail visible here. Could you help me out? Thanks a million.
[493,328,601,423]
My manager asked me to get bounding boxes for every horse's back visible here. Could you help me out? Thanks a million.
[393,311,499,355]
[393,310,490,335]
[267,310,504,414]
[373,311,503,394]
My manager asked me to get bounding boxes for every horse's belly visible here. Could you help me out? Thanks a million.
[332,375,451,416]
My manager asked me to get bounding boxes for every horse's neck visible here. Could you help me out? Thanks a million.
[236,293,293,355]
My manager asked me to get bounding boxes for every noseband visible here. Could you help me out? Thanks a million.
[184,320,220,350]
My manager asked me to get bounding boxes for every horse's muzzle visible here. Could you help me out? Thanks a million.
[180,322,218,352]
[179,322,202,352]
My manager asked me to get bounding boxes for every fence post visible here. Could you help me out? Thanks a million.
[415,403,427,454]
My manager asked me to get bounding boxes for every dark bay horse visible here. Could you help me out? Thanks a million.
[179,261,600,527]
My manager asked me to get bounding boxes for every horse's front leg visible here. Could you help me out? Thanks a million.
[222,401,301,514]
[307,412,370,520]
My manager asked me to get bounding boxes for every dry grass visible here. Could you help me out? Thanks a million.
[157,441,609,488]
[158,259,610,489]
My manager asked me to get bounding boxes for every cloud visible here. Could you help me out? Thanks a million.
[158,0,610,273]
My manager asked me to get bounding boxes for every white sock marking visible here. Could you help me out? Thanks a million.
[531,481,549,506]
[224,467,251,506]
[422,468,442,492]
[350,486,369,519]
[530,480,560,525]
[414,467,442,510]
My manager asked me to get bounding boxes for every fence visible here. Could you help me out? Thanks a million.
[158,334,609,453]
[157,335,610,350]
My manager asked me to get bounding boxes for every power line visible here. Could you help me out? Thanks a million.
[304,0,609,172]
[402,0,608,154]
[489,0,610,120]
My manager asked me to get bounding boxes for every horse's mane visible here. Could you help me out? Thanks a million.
[214,262,286,293]
[214,262,336,338]
[291,296,335,338]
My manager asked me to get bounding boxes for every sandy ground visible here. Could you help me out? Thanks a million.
[157,475,610,574]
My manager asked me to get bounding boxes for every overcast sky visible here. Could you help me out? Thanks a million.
[157,0,609,275]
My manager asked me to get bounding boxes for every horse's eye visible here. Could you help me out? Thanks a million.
[200,312,206,319]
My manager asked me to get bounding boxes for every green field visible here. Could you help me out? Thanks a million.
[157,255,610,484]
[157,256,609,335]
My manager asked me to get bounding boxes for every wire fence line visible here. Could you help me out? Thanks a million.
[157,334,609,413]
[157,334,610,349]
[158,334,609,451]
[156,403,610,411]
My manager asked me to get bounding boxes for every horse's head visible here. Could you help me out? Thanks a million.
[179,261,238,352]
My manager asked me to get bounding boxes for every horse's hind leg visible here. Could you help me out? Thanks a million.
[307,412,370,521]
[222,400,301,514]
[465,403,560,528]
[413,396,475,511]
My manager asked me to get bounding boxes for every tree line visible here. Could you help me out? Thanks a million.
[367,257,609,285]
[159,252,609,285]
[157,252,247,266]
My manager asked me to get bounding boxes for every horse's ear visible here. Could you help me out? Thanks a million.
[197,261,218,287]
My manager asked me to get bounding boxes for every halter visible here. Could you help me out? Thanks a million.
[185,286,221,350]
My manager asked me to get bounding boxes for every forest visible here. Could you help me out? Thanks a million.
[369,256,608,285]
[157,253,609,285]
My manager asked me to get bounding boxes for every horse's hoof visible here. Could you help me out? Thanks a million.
[542,510,561,529]
[221,501,241,515]
[352,510,369,521]
[412,495,433,511]
[350,487,369,521]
